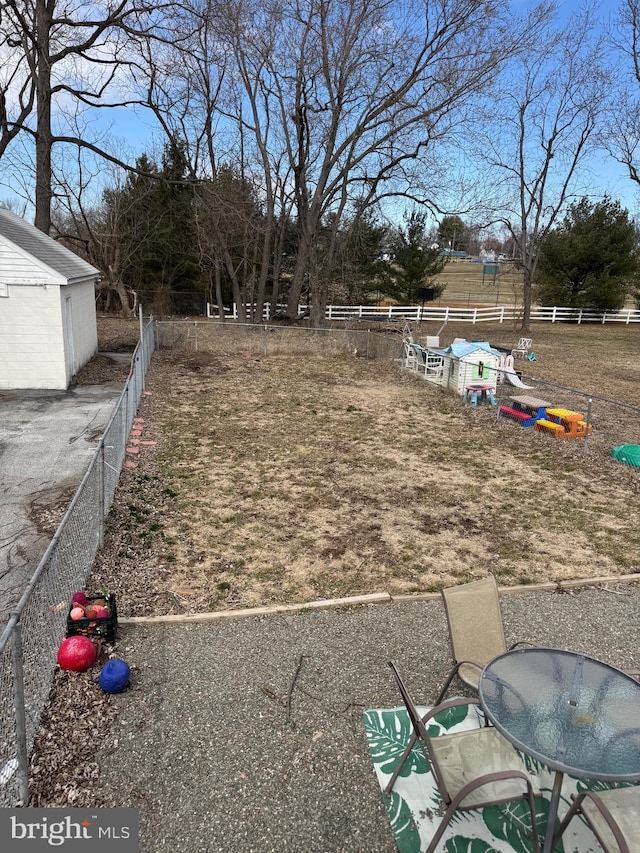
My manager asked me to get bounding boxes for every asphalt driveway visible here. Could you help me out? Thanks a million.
[0,385,122,621]
[96,583,640,852]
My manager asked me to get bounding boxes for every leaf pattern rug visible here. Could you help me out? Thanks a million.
[363,702,615,853]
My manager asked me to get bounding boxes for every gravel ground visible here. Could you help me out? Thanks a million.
[32,582,640,851]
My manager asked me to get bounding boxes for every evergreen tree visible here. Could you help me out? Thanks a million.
[388,210,446,302]
[437,215,468,253]
[103,140,201,312]
[536,197,639,311]
[329,211,389,304]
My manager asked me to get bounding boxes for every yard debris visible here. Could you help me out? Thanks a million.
[287,654,305,723]
[29,653,118,808]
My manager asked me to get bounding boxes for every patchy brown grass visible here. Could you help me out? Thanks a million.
[87,319,640,616]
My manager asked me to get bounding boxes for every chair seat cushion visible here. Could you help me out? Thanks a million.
[431,727,537,807]
[582,787,640,852]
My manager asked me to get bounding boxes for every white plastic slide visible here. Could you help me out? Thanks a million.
[504,370,533,389]
[496,352,534,389]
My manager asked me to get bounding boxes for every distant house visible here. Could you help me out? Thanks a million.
[0,209,101,390]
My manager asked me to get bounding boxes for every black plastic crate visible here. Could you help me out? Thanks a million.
[66,594,117,643]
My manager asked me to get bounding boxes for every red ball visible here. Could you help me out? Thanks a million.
[57,636,97,672]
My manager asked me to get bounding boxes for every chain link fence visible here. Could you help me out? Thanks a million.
[1,316,636,807]
[492,372,640,462]
[0,317,155,807]
[155,319,403,361]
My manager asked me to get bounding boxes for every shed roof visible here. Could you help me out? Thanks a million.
[0,208,100,283]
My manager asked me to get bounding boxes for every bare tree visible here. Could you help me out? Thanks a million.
[126,0,299,321]
[52,149,142,316]
[606,1,640,187]
[217,0,537,325]
[478,3,609,331]
[0,0,177,234]
[0,2,36,162]
[192,169,263,318]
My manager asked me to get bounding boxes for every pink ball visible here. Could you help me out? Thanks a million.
[70,607,85,620]
[72,591,88,606]
[57,636,97,672]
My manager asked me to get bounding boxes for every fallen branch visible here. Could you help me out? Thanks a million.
[595,585,631,596]
[287,654,304,723]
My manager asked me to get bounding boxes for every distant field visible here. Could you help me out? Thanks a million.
[434,258,637,309]
[434,258,523,306]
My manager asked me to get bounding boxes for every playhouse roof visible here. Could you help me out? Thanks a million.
[0,208,100,284]
[442,340,501,359]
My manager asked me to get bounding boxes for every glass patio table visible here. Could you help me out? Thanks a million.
[479,647,640,853]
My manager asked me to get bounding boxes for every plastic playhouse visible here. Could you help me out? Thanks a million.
[402,338,501,401]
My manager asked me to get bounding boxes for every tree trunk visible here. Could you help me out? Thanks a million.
[97,280,134,317]
[222,248,246,322]
[286,252,308,321]
[34,0,52,234]
[520,270,532,333]
[214,263,225,322]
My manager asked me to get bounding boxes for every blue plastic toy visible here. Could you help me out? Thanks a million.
[99,658,130,693]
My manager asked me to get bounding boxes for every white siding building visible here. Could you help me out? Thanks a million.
[0,209,101,390]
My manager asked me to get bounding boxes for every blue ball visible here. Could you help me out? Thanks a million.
[99,658,130,694]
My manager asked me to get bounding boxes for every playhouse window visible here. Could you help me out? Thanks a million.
[477,360,485,378]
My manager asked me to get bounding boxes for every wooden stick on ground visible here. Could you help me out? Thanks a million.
[287,654,304,723]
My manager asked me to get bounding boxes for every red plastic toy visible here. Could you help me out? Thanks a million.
[57,636,97,672]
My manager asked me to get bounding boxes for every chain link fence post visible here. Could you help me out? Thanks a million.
[583,397,593,454]
[98,443,105,550]
[10,617,28,804]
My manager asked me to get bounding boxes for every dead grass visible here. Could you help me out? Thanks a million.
[87,319,640,615]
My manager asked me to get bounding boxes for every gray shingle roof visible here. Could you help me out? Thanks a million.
[0,208,100,283]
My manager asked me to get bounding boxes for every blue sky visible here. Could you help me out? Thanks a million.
[513,0,640,216]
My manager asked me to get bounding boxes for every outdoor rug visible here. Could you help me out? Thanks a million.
[363,702,611,853]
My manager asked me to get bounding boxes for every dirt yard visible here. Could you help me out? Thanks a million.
[85,318,640,616]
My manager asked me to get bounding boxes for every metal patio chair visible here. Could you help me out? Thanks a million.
[386,661,541,853]
[552,787,640,853]
[436,574,534,704]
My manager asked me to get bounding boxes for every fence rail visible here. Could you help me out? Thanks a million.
[0,316,155,807]
[207,303,640,324]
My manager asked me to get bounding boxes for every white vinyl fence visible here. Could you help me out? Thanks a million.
[207,303,640,325]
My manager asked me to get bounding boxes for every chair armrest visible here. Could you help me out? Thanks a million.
[450,768,539,813]
[453,658,486,672]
